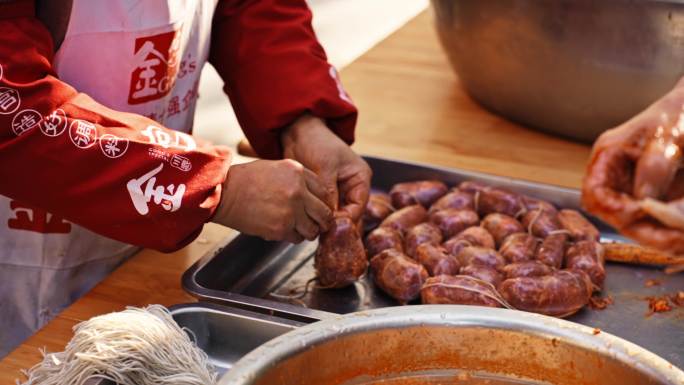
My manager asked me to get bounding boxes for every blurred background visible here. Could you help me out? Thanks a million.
[193,0,428,157]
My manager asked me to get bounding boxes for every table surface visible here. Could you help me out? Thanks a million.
[0,10,594,381]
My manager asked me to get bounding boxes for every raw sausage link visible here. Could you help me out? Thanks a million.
[521,196,558,215]
[521,209,562,238]
[499,270,593,317]
[363,192,395,231]
[315,212,368,288]
[565,240,606,289]
[536,233,567,268]
[404,222,443,258]
[478,187,524,217]
[379,204,427,234]
[448,226,496,249]
[428,208,479,238]
[421,275,504,307]
[499,232,539,263]
[415,243,460,276]
[428,189,474,214]
[455,246,506,272]
[557,209,600,242]
[370,249,429,304]
[460,264,503,288]
[390,180,448,209]
[481,213,524,247]
[365,226,404,258]
[502,260,553,279]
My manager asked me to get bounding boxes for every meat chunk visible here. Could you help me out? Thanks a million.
[370,249,428,304]
[315,212,368,288]
[390,180,448,208]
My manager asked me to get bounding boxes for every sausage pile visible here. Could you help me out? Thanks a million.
[354,180,605,318]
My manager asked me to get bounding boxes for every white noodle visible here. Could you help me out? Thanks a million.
[18,305,217,385]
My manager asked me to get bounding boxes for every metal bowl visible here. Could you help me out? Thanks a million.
[431,0,684,142]
[218,306,683,385]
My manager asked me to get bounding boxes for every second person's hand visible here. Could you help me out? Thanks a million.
[213,159,333,243]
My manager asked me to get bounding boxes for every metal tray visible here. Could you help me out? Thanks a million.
[183,156,684,368]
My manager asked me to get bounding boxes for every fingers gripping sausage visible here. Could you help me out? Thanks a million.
[415,243,460,276]
[428,190,474,214]
[481,213,524,247]
[429,209,479,238]
[502,260,553,279]
[363,192,395,231]
[499,270,593,317]
[370,249,429,304]
[390,180,448,209]
[365,226,404,258]
[315,212,368,288]
[460,264,503,288]
[536,233,568,268]
[557,209,600,242]
[421,275,506,307]
[499,233,539,263]
[565,240,606,289]
[380,205,427,234]
[404,222,443,258]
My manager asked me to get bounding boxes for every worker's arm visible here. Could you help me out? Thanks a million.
[0,3,231,251]
[209,0,371,220]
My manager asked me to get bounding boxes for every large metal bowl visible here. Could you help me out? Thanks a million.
[218,306,683,385]
[431,0,684,142]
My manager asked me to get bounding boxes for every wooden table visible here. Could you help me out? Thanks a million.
[0,10,591,381]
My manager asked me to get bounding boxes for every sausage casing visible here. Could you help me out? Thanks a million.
[499,270,593,317]
[522,209,562,238]
[404,222,443,258]
[390,180,448,209]
[557,209,600,242]
[415,243,460,276]
[365,226,404,258]
[481,213,524,247]
[428,208,479,238]
[536,233,567,268]
[455,246,506,271]
[565,240,606,289]
[499,232,539,263]
[459,264,503,288]
[478,187,524,217]
[502,260,553,279]
[421,275,503,307]
[379,204,427,234]
[363,192,394,231]
[428,189,474,214]
[449,226,496,249]
[370,249,428,304]
[315,212,368,288]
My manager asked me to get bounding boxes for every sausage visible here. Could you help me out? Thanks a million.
[449,226,496,249]
[315,212,368,288]
[557,209,600,242]
[421,275,504,307]
[390,180,448,209]
[481,213,524,247]
[428,189,474,214]
[442,238,470,258]
[455,246,506,271]
[428,208,479,238]
[363,192,394,231]
[502,260,553,279]
[499,270,593,317]
[521,196,558,214]
[370,249,429,304]
[404,222,443,258]
[521,209,562,238]
[478,187,524,217]
[499,232,539,263]
[536,233,568,268]
[365,226,404,258]
[379,204,427,234]
[415,243,460,276]
[565,240,606,289]
[459,264,503,288]
[458,181,489,194]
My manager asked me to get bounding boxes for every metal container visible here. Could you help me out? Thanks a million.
[431,0,684,142]
[219,306,684,385]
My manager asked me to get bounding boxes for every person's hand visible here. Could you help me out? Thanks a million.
[582,76,684,253]
[213,159,333,243]
[281,114,372,221]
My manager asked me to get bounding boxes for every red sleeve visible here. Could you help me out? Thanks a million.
[209,0,358,160]
[0,10,231,252]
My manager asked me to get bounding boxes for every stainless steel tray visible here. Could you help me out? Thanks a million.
[183,156,684,368]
